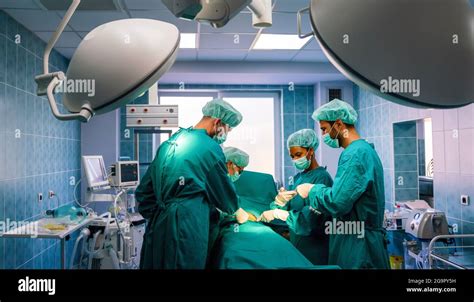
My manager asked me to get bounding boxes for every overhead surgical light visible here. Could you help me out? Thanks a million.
[162,0,273,29]
[35,0,180,122]
[298,0,474,108]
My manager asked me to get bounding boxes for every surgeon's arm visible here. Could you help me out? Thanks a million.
[136,168,159,220]
[206,162,239,215]
[307,159,368,217]
[285,208,314,236]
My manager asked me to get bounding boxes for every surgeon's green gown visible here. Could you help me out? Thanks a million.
[306,139,390,269]
[271,167,333,265]
[135,127,239,269]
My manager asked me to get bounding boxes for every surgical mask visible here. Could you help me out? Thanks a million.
[228,172,241,182]
[213,123,228,145]
[293,155,311,170]
[323,123,341,148]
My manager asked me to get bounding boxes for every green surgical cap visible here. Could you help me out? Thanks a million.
[287,129,319,150]
[312,98,358,125]
[202,98,243,128]
[223,147,249,168]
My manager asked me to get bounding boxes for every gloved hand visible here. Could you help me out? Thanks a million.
[274,187,297,206]
[296,183,315,199]
[257,209,289,223]
[234,208,249,224]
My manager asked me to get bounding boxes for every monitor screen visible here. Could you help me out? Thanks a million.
[120,162,139,183]
[83,156,109,187]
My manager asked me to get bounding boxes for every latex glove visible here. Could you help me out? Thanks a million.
[234,208,249,224]
[274,188,297,206]
[296,183,315,199]
[257,209,289,223]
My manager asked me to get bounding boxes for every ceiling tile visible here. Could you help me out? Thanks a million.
[5,9,73,31]
[262,12,298,35]
[199,12,256,34]
[62,11,129,31]
[199,33,255,50]
[197,49,248,61]
[245,50,298,61]
[273,0,311,13]
[176,49,197,61]
[123,0,168,10]
[129,10,198,33]
[35,31,82,47]
[0,0,41,9]
[302,38,320,50]
[292,50,328,62]
[55,47,75,59]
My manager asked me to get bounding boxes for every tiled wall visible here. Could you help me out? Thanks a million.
[354,85,474,244]
[119,84,316,186]
[0,11,81,269]
[418,139,426,176]
[393,121,418,201]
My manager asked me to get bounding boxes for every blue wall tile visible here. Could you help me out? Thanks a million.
[356,86,474,226]
[443,109,458,130]
[394,154,417,172]
[5,38,16,87]
[393,122,416,138]
[0,10,79,269]
[16,46,26,91]
[0,34,5,84]
[395,188,418,201]
[5,14,17,41]
[394,137,417,155]
[462,222,474,247]
[366,108,374,138]
[0,10,6,35]
[444,130,460,173]
[283,90,295,114]
[459,129,474,175]
[294,88,308,114]
[394,171,418,189]
[445,174,461,219]
[460,175,474,223]
[294,114,308,131]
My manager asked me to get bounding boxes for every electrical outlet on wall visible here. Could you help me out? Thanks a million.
[49,191,55,199]
[461,195,469,206]
[38,193,43,203]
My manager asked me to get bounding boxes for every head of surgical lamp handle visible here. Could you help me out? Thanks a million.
[35,0,180,122]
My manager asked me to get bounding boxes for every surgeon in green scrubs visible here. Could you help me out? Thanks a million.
[223,146,249,183]
[296,99,390,269]
[258,129,333,265]
[135,98,243,269]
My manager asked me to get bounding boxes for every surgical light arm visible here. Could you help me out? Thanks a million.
[35,0,94,122]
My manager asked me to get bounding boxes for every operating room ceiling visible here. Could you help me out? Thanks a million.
[0,0,327,63]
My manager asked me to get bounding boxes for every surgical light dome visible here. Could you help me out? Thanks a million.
[64,19,179,115]
[298,0,474,108]
[35,0,180,122]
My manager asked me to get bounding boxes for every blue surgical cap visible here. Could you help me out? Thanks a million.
[312,98,358,125]
[223,147,249,168]
[287,129,319,150]
[202,98,243,128]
